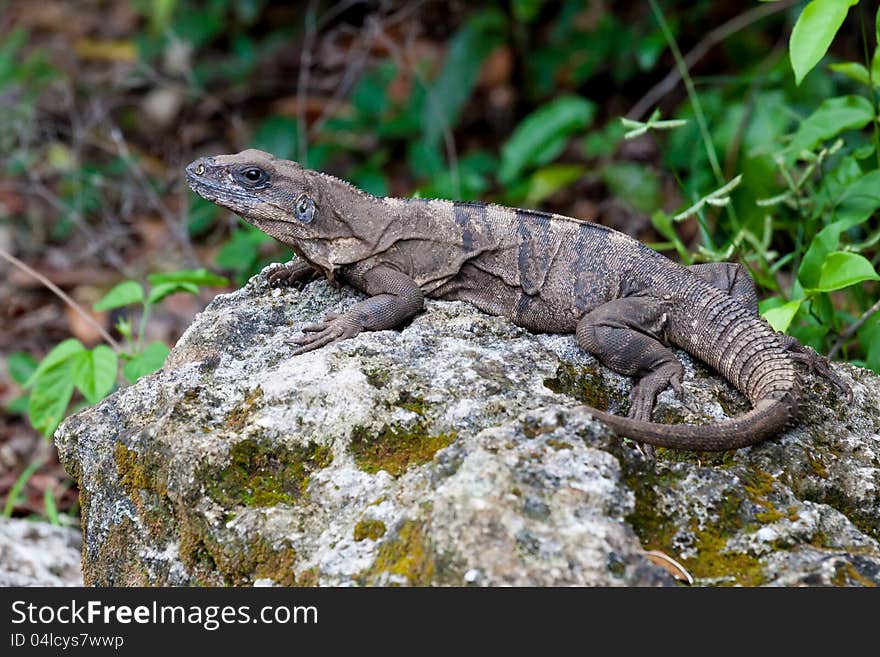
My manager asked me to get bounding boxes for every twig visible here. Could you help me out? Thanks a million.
[828,297,880,359]
[628,0,799,121]
[0,247,121,351]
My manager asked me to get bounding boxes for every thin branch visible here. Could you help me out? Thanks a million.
[0,248,121,351]
[828,297,880,360]
[628,0,799,121]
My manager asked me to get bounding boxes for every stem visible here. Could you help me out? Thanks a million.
[649,0,724,185]
[0,247,121,351]
[828,297,880,360]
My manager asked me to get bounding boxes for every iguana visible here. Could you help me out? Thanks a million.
[186,149,851,451]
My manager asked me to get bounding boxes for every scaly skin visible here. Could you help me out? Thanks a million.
[186,149,851,451]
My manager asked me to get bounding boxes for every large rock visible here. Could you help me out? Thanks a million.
[55,270,880,586]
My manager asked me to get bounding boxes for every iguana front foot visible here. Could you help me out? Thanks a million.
[288,312,362,355]
[783,341,852,402]
[264,260,317,289]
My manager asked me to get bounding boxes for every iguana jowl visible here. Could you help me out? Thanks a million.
[186,149,850,451]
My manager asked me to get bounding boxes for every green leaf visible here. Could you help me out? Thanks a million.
[6,394,30,415]
[70,345,118,405]
[762,299,804,333]
[147,281,200,305]
[790,0,859,85]
[123,341,170,384]
[828,62,872,86]
[526,164,585,204]
[24,339,85,387]
[28,361,75,437]
[187,194,220,237]
[799,223,843,288]
[6,352,38,386]
[253,115,299,161]
[93,281,145,311]
[787,95,873,155]
[601,162,660,212]
[499,95,595,184]
[811,252,880,292]
[147,268,229,288]
[834,169,880,228]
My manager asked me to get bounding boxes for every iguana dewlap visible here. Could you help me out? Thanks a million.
[186,149,850,451]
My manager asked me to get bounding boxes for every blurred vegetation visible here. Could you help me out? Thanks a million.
[1,0,878,523]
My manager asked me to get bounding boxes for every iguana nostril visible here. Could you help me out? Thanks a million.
[195,163,205,175]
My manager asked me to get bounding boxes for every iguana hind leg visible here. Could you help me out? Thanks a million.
[576,296,683,422]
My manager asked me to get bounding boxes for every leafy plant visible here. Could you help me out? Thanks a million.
[8,269,229,438]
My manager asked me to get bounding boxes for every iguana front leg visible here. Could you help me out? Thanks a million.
[289,265,424,355]
[264,259,319,289]
[576,294,682,422]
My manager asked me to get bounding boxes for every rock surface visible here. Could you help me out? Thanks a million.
[0,518,82,586]
[56,270,880,586]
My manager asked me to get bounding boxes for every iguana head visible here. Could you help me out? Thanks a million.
[186,149,382,278]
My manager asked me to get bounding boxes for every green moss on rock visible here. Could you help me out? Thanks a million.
[353,519,387,541]
[350,421,455,476]
[360,520,435,585]
[205,437,332,508]
[543,362,629,412]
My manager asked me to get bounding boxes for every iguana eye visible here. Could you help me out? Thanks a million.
[235,166,269,188]
[295,195,316,223]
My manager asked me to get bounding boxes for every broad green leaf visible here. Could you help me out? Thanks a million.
[6,394,29,414]
[148,268,229,287]
[601,162,660,212]
[787,95,873,155]
[762,299,803,333]
[24,339,85,387]
[147,281,200,305]
[94,280,144,311]
[6,352,38,386]
[790,0,859,85]
[799,223,845,288]
[70,345,118,405]
[526,164,585,204]
[123,341,170,384]
[499,95,596,184]
[828,62,871,86]
[28,361,75,437]
[811,252,880,292]
[834,169,880,227]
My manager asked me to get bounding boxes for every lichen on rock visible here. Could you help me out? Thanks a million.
[55,270,880,586]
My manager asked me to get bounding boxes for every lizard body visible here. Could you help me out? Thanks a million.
[186,149,850,451]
